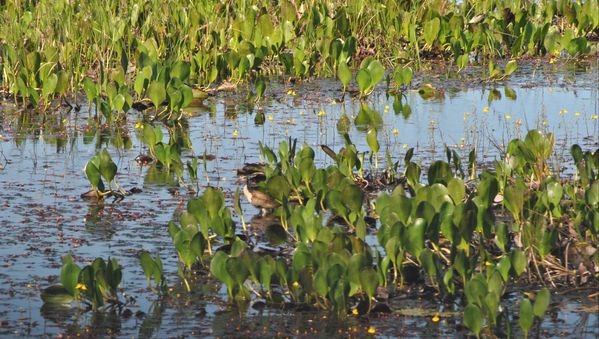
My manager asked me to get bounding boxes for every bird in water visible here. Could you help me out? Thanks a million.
[243,181,280,215]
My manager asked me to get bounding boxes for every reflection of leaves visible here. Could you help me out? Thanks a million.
[139,301,165,339]
[40,302,75,326]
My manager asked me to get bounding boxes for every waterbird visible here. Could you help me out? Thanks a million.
[243,183,280,215]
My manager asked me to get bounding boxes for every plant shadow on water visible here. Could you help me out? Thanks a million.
[0,62,598,337]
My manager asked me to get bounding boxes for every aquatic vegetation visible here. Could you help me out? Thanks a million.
[42,253,123,311]
[145,129,596,336]
[83,149,128,200]
[1,0,597,111]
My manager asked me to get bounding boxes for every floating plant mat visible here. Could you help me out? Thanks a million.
[0,62,598,337]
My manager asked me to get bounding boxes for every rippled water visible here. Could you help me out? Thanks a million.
[0,61,597,337]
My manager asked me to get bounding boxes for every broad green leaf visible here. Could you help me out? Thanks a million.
[533,288,550,318]
[42,73,58,98]
[359,267,378,299]
[463,304,483,337]
[338,61,351,89]
[147,81,166,109]
[519,298,534,336]
[99,149,117,184]
[511,249,527,276]
[355,69,371,94]
[505,60,518,76]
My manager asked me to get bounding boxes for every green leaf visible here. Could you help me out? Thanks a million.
[447,178,465,203]
[423,17,441,46]
[366,128,379,154]
[60,256,81,296]
[147,81,166,109]
[546,180,562,207]
[355,69,371,94]
[255,78,266,98]
[504,185,524,221]
[338,61,351,89]
[463,304,483,337]
[99,149,117,184]
[519,298,534,336]
[533,288,550,318]
[42,73,58,99]
[210,251,234,295]
[504,60,518,76]
[366,60,385,89]
[511,249,527,276]
[359,267,378,300]
[404,218,425,259]
[139,251,157,287]
[84,159,102,189]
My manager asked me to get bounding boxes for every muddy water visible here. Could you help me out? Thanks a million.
[0,62,597,337]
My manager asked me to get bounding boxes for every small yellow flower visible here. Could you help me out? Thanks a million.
[402,143,408,149]
[392,129,399,135]
[76,283,88,291]
[287,89,296,96]
[367,327,376,334]
[543,120,548,126]
[460,137,465,142]
[591,115,598,120]
[233,130,238,137]
[505,114,511,119]
[299,111,304,115]
[549,57,556,64]
[291,118,296,124]
[318,111,326,116]
[432,313,440,322]
[267,115,273,121]
[352,308,359,315]
[292,281,300,288]
[559,109,568,115]
[483,107,489,113]
[385,105,390,110]
[553,49,560,56]
[134,122,143,129]
[331,100,337,105]
[575,111,580,117]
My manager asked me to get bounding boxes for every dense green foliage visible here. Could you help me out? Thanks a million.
[1,0,597,112]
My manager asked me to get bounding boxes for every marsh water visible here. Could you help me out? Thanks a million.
[0,62,598,337]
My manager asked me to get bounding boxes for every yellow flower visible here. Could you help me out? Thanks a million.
[385,105,390,110]
[483,107,489,113]
[367,327,376,334]
[575,111,580,117]
[299,111,304,115]
[392,129,399,135]
[331,100,337,105]
[233,130,238,137]
[591,115,598,120]
[432,313,440,322]
[402,143,408,149]
[460,137,465,142]
[549,57,556,64]
[505,114,511,119]
[76,283,88,291]
[318,111,326,116]
[559,109,568,115]
[267,115,273,121]
[292,281,300,288]
[134,122,143,129]
[352,308,359,315]
[287,89,296,96]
